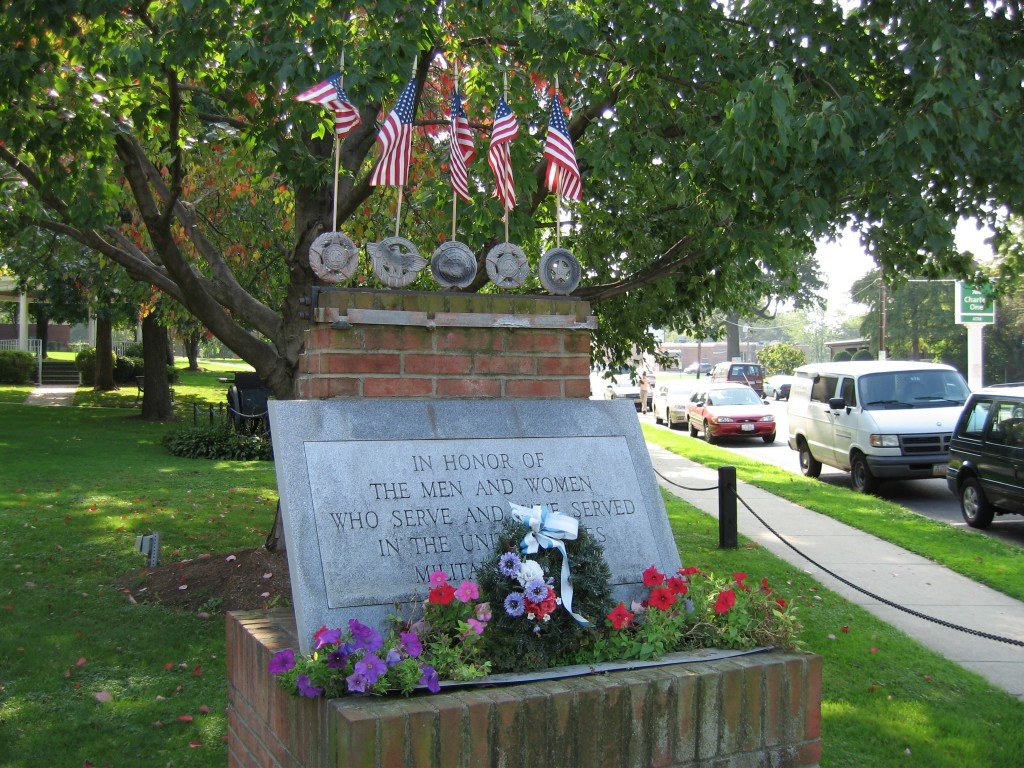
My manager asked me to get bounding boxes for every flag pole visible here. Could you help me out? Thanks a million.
[502,71,510,243]
[332,51,345,232]
[554,75,561,249]
[451,61,459,243]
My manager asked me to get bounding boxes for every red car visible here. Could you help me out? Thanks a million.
[686,383,776,444]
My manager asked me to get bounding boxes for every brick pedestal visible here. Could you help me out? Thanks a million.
[297,289,596,400]
[227,611,822,768]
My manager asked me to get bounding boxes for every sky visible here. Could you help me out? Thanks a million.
[814,219,997,317]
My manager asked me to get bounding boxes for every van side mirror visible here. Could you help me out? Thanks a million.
[828,397,846,411]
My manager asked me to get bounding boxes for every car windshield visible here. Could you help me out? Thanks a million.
[707,387,762,406]
[859,370,970,410]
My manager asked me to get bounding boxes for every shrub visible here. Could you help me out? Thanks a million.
[161,423,271,461]
[851,349,874,361]
[831,349,853,362]
[113,355,144,383]
[74,347,114,385]
[0,350,34,384]
[120,342,144,358]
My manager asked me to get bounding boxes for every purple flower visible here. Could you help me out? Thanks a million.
[504,592,525,618]
[346,672,369,693]
[268,649,295,675]
[296,674,323,698]
[326,648,349,670]
[466,618,486,636]
[419,664,441,693]
[400,631,422,658]
[349,619,383,652]
[454,580,479,602]
[314,627,342,650]
[429,570,449,587]
[385,648,403,668]
[498,552,522,578]
[525,578,549,603]
[355,654,387,685]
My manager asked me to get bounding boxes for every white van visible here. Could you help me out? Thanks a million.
[786,361,970,493]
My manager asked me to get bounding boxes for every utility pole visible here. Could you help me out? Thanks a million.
[879,268,887,360]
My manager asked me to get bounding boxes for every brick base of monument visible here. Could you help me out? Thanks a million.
[227,611,822,768]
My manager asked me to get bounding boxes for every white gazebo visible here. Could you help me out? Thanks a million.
[0,275,32,350]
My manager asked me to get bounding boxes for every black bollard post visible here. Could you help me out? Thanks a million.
[718,465,738,549]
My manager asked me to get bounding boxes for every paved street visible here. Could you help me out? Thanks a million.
[640,399,1024,548]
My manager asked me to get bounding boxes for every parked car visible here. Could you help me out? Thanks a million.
[709,362,766,396]
[652,381,695,429]
[787,361,970,493]
[684,361,713,375]
[599,373,641,409]
[686,382,776,444]
[764,374,795,401]
[946,385,1024,528]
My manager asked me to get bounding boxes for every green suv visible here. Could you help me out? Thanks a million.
[946,386,1024,528]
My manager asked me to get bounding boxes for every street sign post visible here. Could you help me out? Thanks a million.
[955,282,996,390]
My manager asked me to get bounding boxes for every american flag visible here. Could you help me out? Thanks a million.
[487,96,519,210]
[370,77,418,187]
[542,93,582,202]
[448,88,476,202]
[294,73,362,139]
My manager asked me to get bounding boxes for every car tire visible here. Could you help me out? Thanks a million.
[850,452,879,494]
[703,421,717,444]
[688,419,698,437]
[655,409,664,425]
[959,475,995,529]
[798,439,822,478]
[762,432,776,444]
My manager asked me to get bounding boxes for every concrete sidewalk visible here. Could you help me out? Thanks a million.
[648,442,1024,701]
[22,386,77,406]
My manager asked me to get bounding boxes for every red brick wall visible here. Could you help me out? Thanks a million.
[297,289,594,400]
[227,611,823,768]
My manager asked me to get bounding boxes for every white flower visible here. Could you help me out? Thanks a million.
[527,612,536,620]
[517,559,544,586]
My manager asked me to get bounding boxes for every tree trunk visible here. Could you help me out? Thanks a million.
[185,330,201,371]
[140,314,175,421]
[726,314,741,360]
[164,327,175,365]
[34,305,49,359]
[94,315,116,390]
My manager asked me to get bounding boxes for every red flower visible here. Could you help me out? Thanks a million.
[775,598,788,609]
[714,589,737,614]
[733,572,749,590]
[607,602,634,630]
[666,577,689,596]
[678,566,700,576]
[648,587,678,611]
[760,577,772,595]
[428,584,456,605]
[525,586,558,620]
[642,566,665,587]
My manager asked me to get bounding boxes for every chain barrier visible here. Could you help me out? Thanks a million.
[652,461,1024,647]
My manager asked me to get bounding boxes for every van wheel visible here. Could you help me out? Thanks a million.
[798,440,821,477]
[689,419,699,437]
[850,453,879,494]
[960,475,995,529]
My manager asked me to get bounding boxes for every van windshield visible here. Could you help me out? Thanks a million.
[858,370,970,410]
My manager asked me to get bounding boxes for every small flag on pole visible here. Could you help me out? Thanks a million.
[370,77,418,187]
[487,96,519,210]
[294,73,362,138]
[449,89,476,202]
[542,93,581,202]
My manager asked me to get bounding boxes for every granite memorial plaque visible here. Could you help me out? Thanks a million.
[269,399,681,651]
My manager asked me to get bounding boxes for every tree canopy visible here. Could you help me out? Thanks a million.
[2,1,1022,396]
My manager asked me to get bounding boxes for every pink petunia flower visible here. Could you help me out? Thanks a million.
[453,581,479,602]
[429,570,449,587]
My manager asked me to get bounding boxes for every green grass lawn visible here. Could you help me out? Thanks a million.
[0,385,31,404]
[1,404,1022,766]
[643,423,1024,603]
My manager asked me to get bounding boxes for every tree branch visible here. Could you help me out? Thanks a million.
[575,235,697,301]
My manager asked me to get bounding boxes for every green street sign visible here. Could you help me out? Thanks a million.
[955,282,996,324]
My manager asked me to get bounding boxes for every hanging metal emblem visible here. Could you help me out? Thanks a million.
[539,247,581,295]
[430,241,478,289]
[485,243,529,289]
[367,237,426,288]
[308,232,359,284]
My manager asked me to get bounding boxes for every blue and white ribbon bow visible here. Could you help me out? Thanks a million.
[508,502,589,625]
